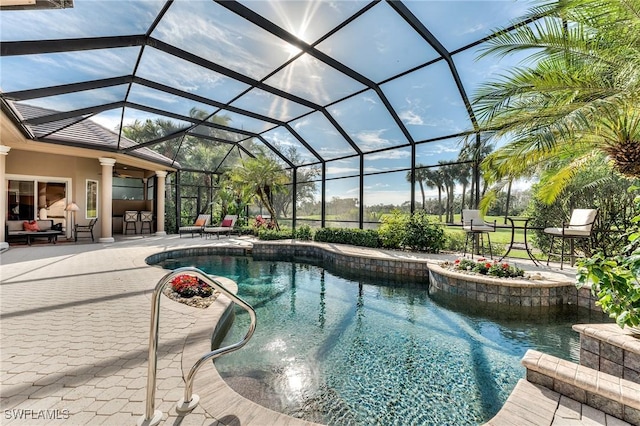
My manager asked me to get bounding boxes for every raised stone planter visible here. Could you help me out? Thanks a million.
[428,263,596,308]
[573,323,640,384]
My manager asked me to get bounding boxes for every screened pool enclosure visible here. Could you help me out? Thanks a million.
[0,0,541,231]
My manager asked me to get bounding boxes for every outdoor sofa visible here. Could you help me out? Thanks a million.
[5,219,62,245]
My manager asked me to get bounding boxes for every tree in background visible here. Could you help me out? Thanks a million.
[227,155,289,229]
[269,146,320,219]
[527,156,638,256]
[122,109,239,226]
[474,0,640,204]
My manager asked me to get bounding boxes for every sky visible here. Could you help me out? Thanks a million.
[0,0,539,208]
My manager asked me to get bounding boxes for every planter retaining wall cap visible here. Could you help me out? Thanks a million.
[431,262,573,288]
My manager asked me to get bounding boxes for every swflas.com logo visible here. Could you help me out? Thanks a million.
[4,409,70,420]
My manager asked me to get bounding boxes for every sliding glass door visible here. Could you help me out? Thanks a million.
[6,175,70,234]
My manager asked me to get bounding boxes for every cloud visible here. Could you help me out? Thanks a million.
[326,165,359,176]
[399,110,424,126]
[460,23,485,36]
[356,129,391,150]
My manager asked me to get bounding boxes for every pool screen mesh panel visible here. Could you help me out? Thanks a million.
[0,0,540,174]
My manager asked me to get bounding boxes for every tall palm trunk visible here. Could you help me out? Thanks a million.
[418,180,426,209]
[258,187,279,230]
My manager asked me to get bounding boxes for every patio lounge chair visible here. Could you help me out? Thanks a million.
[462,209,496,259]
[178,214,210,238]
[544,208,598,269]
[204,215,237,239]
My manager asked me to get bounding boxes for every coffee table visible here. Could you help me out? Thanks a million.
[26,230,62,245]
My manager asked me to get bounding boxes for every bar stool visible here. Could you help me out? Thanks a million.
[140,211,153,234]
[124,210,138,234]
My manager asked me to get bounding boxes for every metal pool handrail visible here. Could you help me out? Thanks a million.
[137,266,256,426]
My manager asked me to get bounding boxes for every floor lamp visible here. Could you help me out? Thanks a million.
[65,202,80,240]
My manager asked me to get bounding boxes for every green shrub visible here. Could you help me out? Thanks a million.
[238,225,255,235]
[402,210,445,253]
[444,231,466,252]
[378,210,408,249]
[577,186,640,329]
[257,227,293,240]
[313,227,380,248]
[294,224,313,241]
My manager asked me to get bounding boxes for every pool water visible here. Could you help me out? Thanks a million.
[160,255,608,426]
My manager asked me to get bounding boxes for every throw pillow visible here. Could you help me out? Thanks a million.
[194,218,206,226]
[221,219,233,227]
[23,220,40,231]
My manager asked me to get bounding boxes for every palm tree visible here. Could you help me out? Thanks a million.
[454,163,472,212]
[439,162,457,223]
[227,155,289,229]
[423,168,445,221]
[474,0,640,203]
[406,166,429,210]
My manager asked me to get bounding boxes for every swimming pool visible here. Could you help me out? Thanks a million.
[160,254,607,425]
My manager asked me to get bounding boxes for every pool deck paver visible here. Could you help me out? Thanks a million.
[0,235,616,425]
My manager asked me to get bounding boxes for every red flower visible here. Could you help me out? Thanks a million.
[485,263,492,268]
[502,263,510,269]
[454,259,460,264]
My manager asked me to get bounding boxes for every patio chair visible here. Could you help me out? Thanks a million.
[544,209,598,269]
[123,210,138,235]
[178,214,210,238]
[462,209,496,259]
[75,218,98,242]
[140,211,153,234]
[204,215,238,239]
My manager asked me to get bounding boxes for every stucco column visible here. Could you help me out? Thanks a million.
[0,145,11,251]
[155,171,167,236]
[99,157,116,243]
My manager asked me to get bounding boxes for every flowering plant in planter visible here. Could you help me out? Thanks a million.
[170,274,213,298]
[445,258,525,279]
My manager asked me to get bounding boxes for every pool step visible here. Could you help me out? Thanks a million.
[487,350,640,425]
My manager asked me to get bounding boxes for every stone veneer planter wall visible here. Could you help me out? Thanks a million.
[428,263,601,309]
[251,241,432,280]
[573,323,640,384]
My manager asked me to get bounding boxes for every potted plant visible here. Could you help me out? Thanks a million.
[577,187,640,333]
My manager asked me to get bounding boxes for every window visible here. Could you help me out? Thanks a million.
[113,177,144,200]
[146,176,155,200]
[86,180,98,219]
[7,179,34,220]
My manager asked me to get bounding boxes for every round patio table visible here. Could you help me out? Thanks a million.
[498,216,541,265]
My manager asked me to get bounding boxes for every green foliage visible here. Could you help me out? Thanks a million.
[577,186,640,329]
[378,210,408,249]
[444,232,466,252]
[227,156,289,229]
[379,210,446,252]
[257,227,293,240]
[294,225,313,241]
[238,225,255,236]
[313,228,380,248]
[527,162,639,257]
[476,0,640,204]
[446,258,524,278]
[403,210,446,253]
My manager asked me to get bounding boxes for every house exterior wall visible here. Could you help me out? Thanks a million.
[5,149,104,240]
[1,111,173,244]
